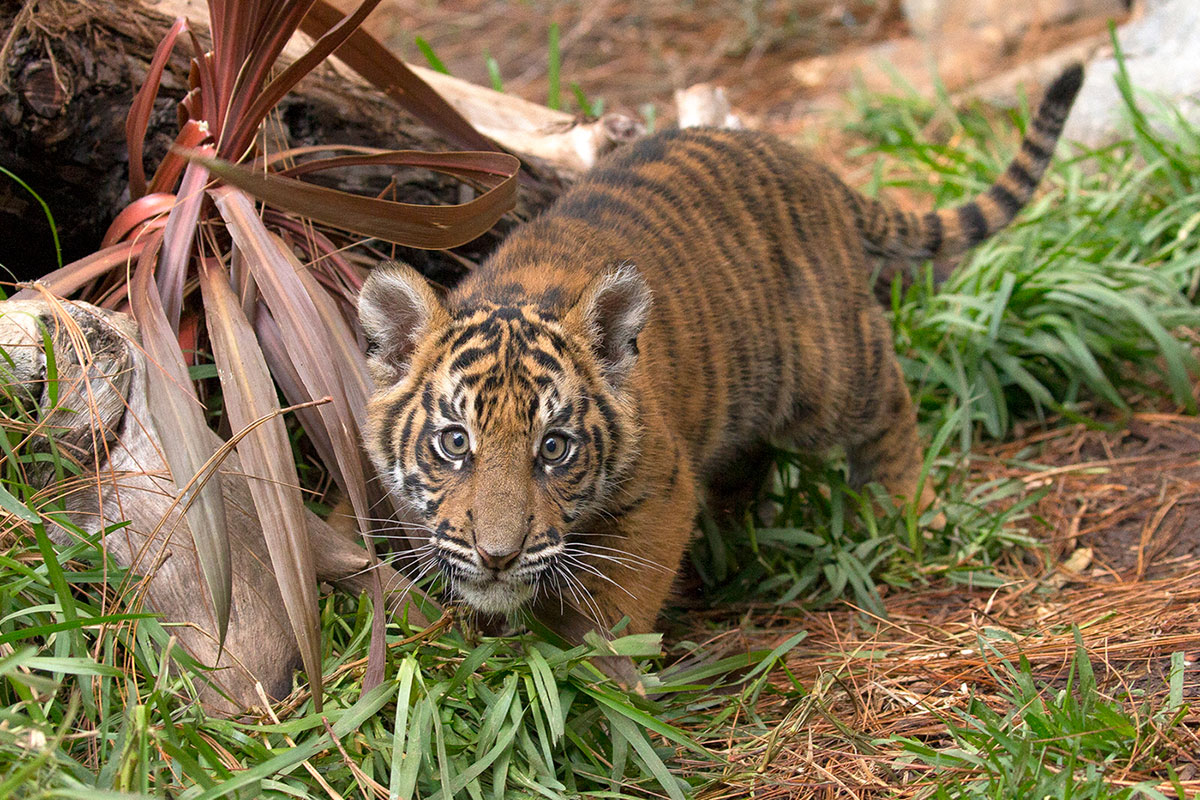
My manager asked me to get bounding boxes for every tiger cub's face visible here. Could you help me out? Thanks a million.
[358,262,650,615]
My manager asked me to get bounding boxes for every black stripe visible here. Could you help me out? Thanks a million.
[609,490,651,518]
[589,423,606,477]
[528,347,565,374]
[892,209,909,245]
[922,211,943,256]
[1021,136,1052,163]
[395,391,427,456]
[986,183,1023,219]
[557,188,643,225]
[957,203,989,245]
[485,303,524,321]
[613,134,668,166]
[1032,109,1067,137]
[1043,63,1083,108]
[1008,161,1035,190]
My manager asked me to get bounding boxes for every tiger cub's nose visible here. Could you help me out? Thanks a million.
[475,543,520,571]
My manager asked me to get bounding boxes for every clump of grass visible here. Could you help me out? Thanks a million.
[850,67,1200,451]
[694,412,1045,617]
[901,631,1192,799]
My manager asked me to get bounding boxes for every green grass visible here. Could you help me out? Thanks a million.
[900,631,1191,799]
[421,29,609,117]
[4,60,1200,798]
[546,22,561,111]
[851,69,1200,450]
[0,370,802,798]
[414,36,451,75]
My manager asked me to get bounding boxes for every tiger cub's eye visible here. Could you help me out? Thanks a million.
[539,433,569,463]
[438,427,471,458]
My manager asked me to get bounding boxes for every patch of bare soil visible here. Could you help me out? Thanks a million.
[362,0,905,123]
[360,0,1124,138]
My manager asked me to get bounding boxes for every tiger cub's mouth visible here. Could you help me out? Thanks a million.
[434,549,552,615]
[447,567,538,615]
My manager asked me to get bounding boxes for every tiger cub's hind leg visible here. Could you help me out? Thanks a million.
[845,353,938,520]
[704,442,776,523]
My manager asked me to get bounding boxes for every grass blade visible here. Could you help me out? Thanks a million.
[546,23,560,111]
[415,36,450,74]
[600,707,685,800]
[0,166,61,269]
[486,54,504,92]
[389,655,418,799]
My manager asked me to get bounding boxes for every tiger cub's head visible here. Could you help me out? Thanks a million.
[358,262,651,616]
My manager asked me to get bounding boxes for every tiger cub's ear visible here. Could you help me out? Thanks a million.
[358,262,446,386]
[571,264,652,387]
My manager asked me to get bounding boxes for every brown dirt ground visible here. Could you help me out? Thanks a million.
[361,2,1200,794]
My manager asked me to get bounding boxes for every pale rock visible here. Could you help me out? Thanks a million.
[1063,0,1200,147]
[674,83,744,129]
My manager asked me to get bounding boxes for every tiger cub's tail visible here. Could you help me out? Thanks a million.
[848,62,1084,273]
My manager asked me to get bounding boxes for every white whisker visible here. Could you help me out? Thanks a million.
[559,554,637,601]
[564,541,669,572]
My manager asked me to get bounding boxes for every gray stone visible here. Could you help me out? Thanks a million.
[1063,0,1200,147]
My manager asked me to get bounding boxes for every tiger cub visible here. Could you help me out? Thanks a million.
[359,65,1084,636]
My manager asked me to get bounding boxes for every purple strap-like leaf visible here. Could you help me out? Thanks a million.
[199,257,325,712]
[127,17,189,200]
[210,187,370,519]
[222,0,384,161]
[128,231,233,647]
[188,149,519,250]
[12,241,150,302]
[157,154,213,331]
